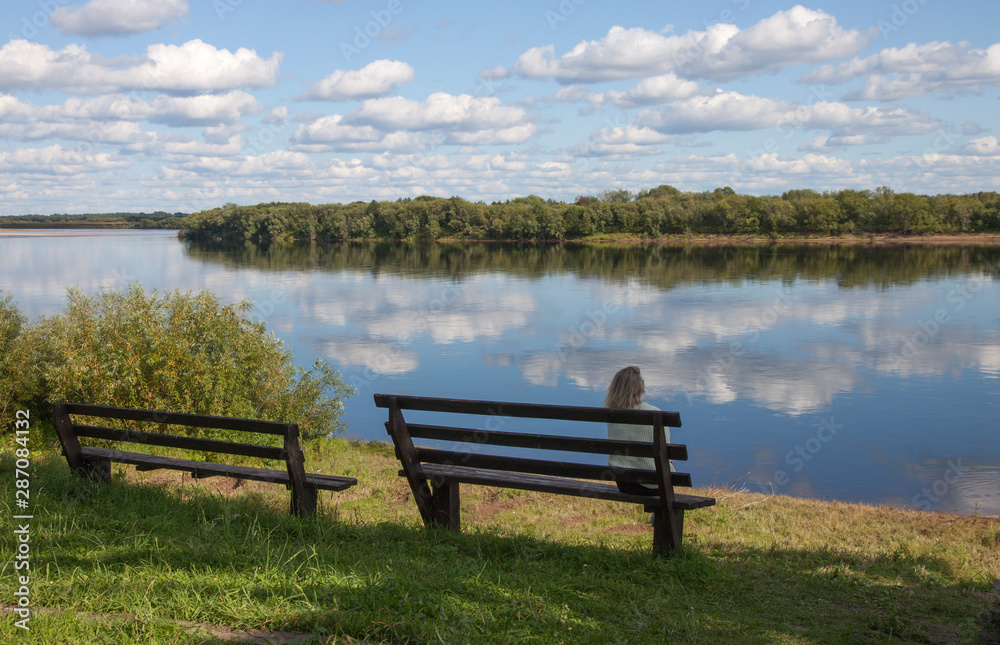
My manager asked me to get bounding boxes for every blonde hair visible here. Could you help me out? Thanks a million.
[604,366,645,409]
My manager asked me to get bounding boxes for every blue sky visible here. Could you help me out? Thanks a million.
[1,0,999,215]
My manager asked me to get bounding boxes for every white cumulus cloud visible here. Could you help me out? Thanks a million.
[344,92,529,131]
[514,6,870,84]
[958,136,1000,156]
[51,0,188,37]
[290,114,406,153]
[0,91,260,130]
[148,92,262,126]
[799,134,880,152]
[0,39,281,95]
[298,60,415,101]
[585,73,700,109]
[0,119,149,144]
[636,90,942,137]
[804,41,1000,100]
[572,124,676,157]
[0,144,131,174]
[636,91,793,133]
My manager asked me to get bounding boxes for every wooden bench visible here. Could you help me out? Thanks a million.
[52,403,356,516]
[374,394,715,556]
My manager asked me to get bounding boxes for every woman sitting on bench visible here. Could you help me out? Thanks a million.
[605,366,674,496]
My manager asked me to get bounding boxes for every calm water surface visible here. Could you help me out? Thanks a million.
[3,229,998,515]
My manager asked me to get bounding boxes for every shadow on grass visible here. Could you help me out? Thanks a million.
[6,452,992,644]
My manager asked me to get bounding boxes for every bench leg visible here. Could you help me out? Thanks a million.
[290,484,318,517]
[651,508,684,557]
[81,456,112,484]
[430,481,461,530]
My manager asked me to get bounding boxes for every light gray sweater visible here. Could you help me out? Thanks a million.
[607,401,674,478]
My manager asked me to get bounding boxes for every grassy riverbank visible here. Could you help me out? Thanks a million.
[2,439,999,644]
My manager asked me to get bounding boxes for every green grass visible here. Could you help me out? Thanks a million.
[2,439,998,644]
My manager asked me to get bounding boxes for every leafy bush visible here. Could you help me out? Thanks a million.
[1,292,30,426]
[19,283,352,439]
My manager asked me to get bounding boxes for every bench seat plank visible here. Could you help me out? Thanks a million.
[419,463,715,511]
[304,473,359,491]
[80,447,357,491]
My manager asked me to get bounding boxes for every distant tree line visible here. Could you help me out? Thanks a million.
[0,211,186,229]
[179,187,1000,242]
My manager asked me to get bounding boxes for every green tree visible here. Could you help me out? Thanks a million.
[749,196,795,236]
[972,192,1000,231]
[316,204,349,239]
[801,197,844,234]
[598,188,634,203]
[369,200,390,237]
[640,184,681,200]
[871,186,896,231]
[345,201,374,238]
[835,189,876,232]
[456,200,488,238]
[888,193,939,233]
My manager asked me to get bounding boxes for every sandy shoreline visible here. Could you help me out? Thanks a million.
[641,233,1000,246]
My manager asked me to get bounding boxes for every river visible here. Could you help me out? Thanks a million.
[2,229,998,515]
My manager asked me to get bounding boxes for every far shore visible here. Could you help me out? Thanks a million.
[638,233,1000,245]
[0,229,157,237]
[3,227,1000,245]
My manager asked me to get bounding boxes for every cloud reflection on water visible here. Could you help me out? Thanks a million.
[293,266,999,418]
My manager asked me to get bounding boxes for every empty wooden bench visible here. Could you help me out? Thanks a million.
[374,394,715,556]
[52,403,356,516]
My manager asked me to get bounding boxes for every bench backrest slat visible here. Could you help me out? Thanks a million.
[405,422,689,460]
[75,425,287,461]
[62,403,291,436]
[373,394,681,427]
[415,448,693,488]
